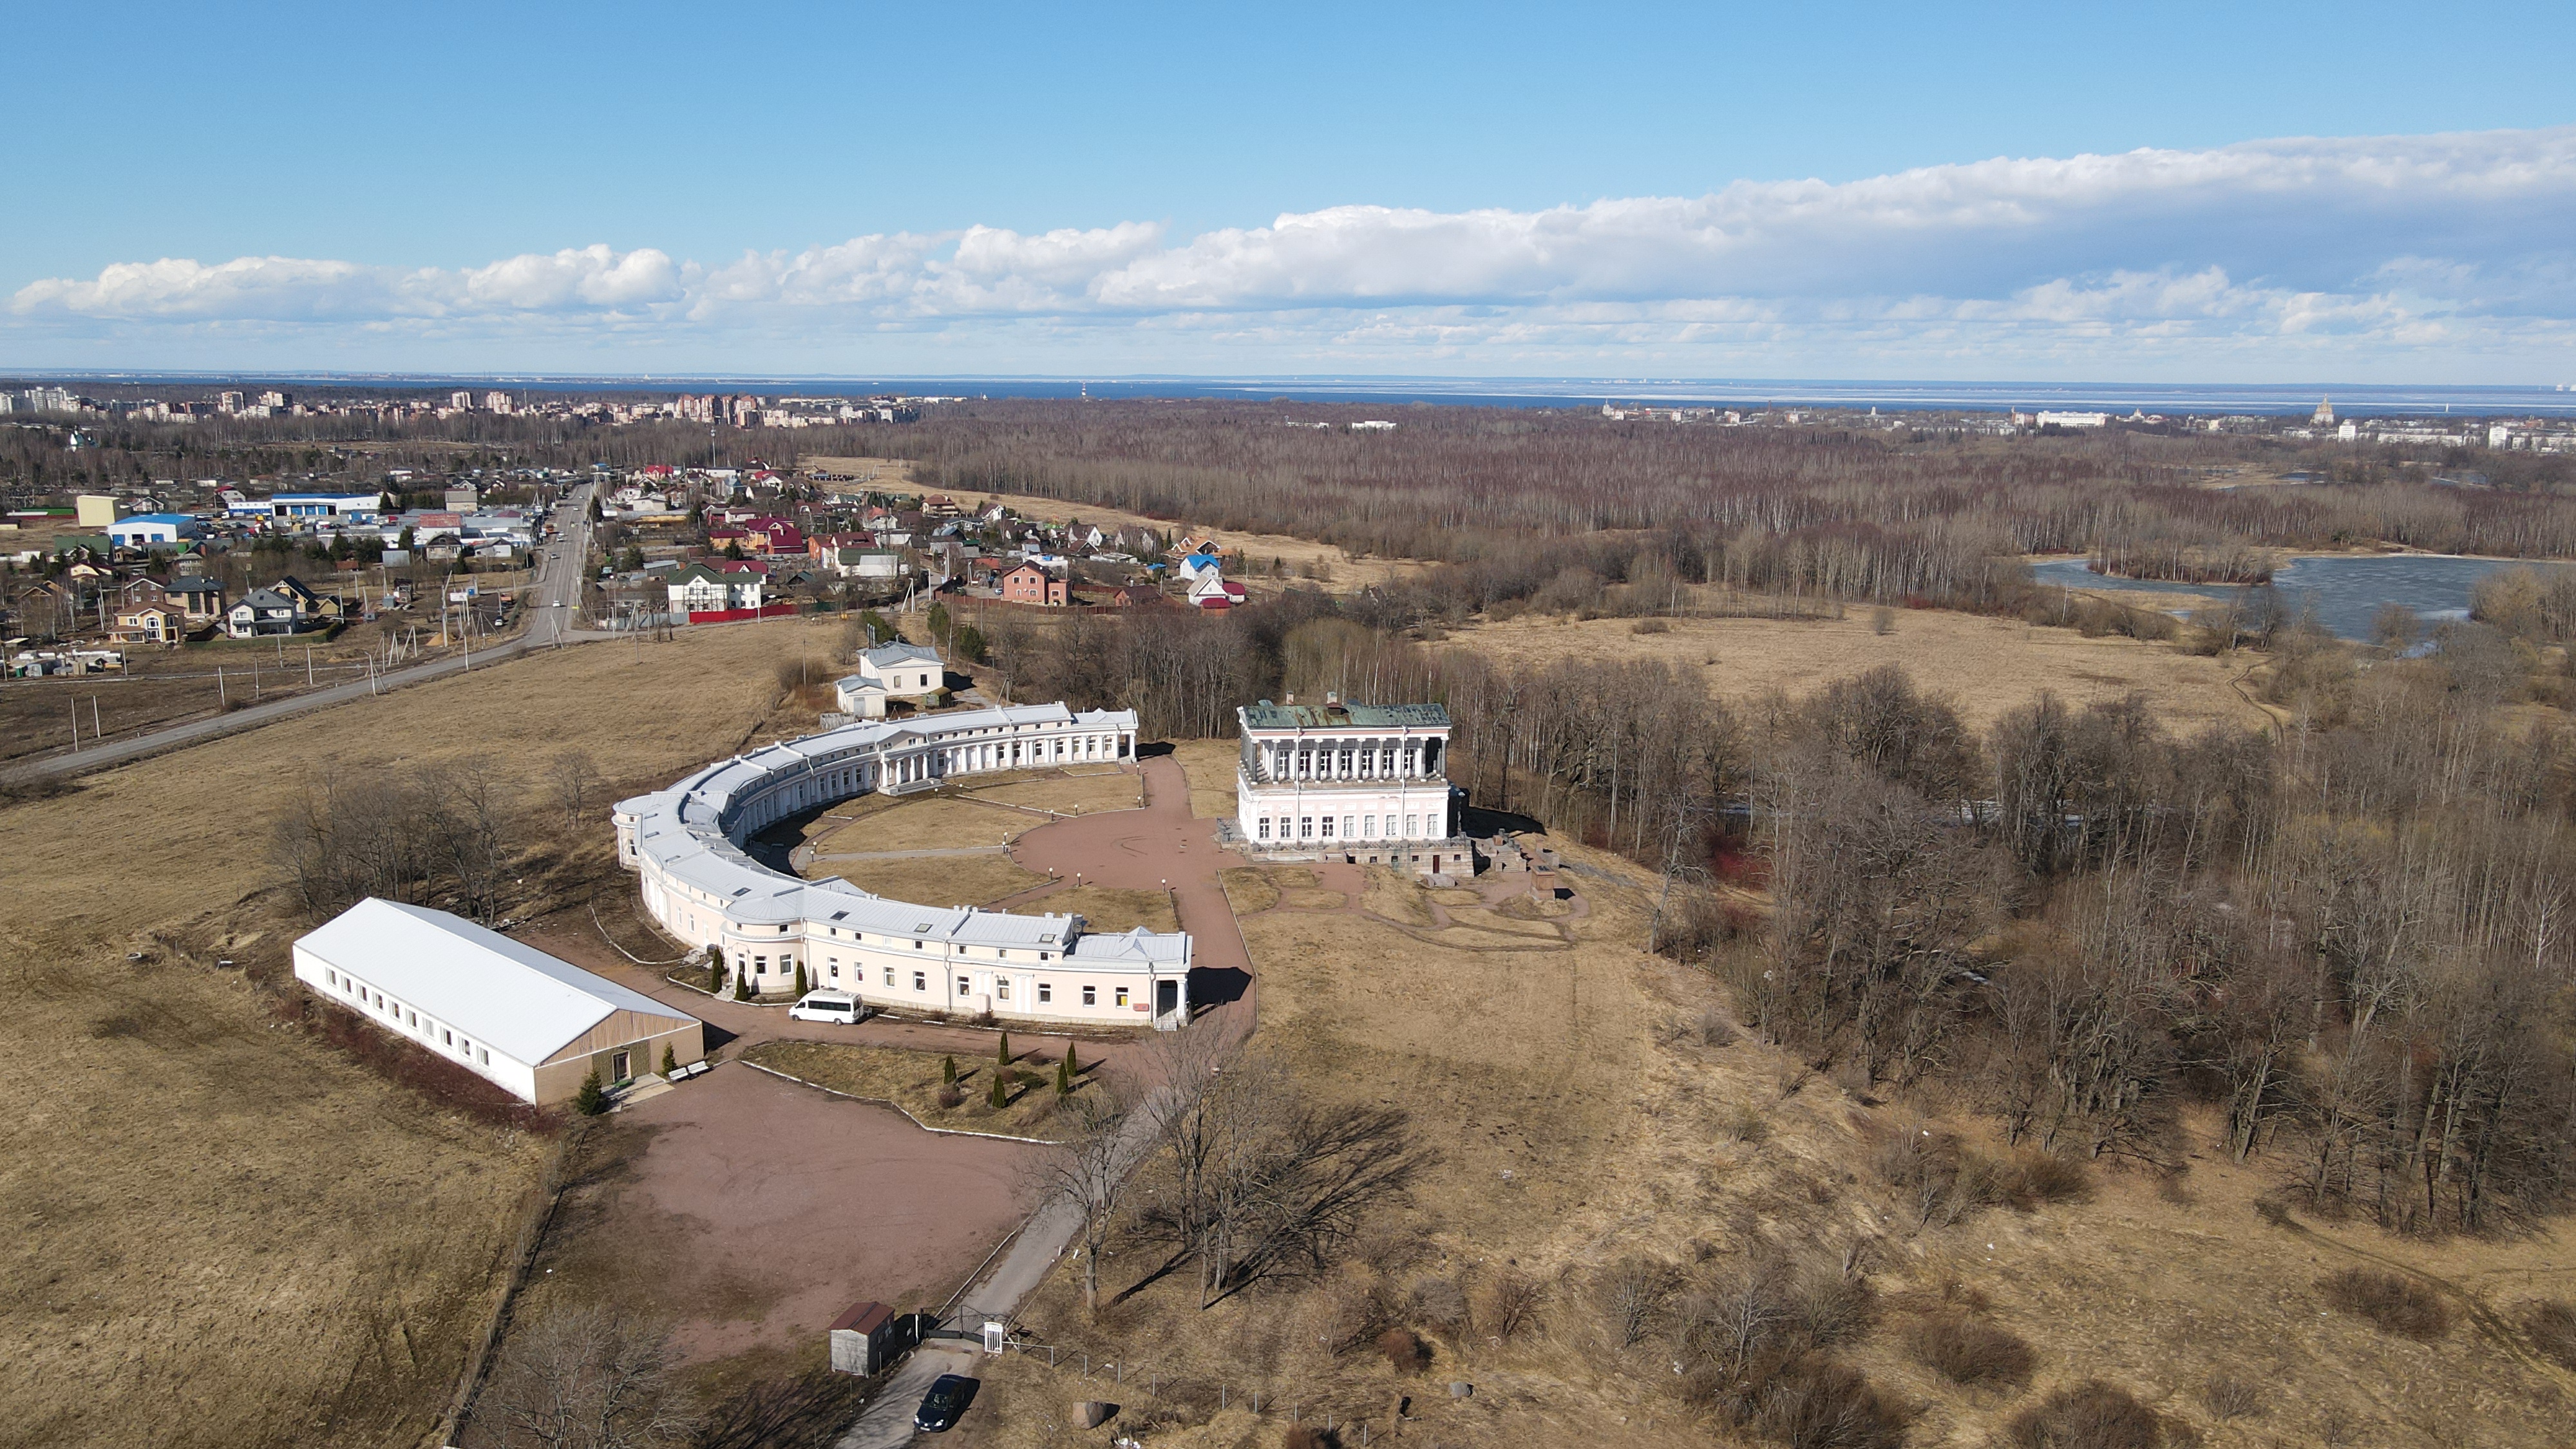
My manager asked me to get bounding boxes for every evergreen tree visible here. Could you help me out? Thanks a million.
[660,1043,677,1077]
[1063,1043,1079,1077]
[942,1054,958,1085]
[733,965,752,1001]
[574,1069,607,1116]
[988,1072,1009,1109]
[794,961,809,997]
[997,1030,1011,1066]
[1055,1056,1072,1097]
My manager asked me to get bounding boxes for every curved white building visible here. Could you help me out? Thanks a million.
[614,703,1191,1027]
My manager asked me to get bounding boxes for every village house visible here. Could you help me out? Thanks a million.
[169,577,226,620]
[1000,560,1068,605]
[833,641,946,717]
[227,587,303,638]
[1189,570,1248,610]
[111,602,187,645]
[665,564,764,615]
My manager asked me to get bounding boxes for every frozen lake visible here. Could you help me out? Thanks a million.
[2028,554,2564,641]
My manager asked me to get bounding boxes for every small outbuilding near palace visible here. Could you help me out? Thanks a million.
[293,898,704,1105]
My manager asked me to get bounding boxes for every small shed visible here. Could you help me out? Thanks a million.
[829,1300,902,1375]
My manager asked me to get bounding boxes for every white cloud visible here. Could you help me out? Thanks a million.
[10,127,2575,374]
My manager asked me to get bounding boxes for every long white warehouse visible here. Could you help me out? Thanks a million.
[612,702,1193,1028]
[294,897,706,1104]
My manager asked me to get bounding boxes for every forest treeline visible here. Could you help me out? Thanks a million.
[877,403,2576,612]
[983,586,2576,1235]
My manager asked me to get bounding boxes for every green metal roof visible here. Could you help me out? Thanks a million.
[1240,700,1448,730]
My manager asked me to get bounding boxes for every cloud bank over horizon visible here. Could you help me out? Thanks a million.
[10,128,2575,379]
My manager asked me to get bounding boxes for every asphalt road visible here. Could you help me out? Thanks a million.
[4,483,601,782]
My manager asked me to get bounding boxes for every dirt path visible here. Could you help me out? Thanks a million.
[1003,754,1258,1030]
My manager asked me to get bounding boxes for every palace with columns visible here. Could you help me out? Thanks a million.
[612,702,1192,1027]
[1232,695,1472,878]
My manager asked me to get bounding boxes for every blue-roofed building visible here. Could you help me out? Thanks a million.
[105,513,200,549]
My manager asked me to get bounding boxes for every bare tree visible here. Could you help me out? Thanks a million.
[1033,1080,1135,1318]
[552,748,601,826]
[475,1307,695,1449]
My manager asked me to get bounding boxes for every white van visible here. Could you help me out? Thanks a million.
[788,990,865,1025]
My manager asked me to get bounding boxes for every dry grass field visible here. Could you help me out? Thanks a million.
[1021,884,1179,934]
[0,618,864,1448]
[817,850,1047,907]
[742,1039,1104,1142]
[961,767,1143,816]
[1442,607,2273,734]
[948,748,2576,1449]
[807,797,1032,854]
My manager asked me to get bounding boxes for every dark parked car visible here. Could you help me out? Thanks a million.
[914,1373,978,1432]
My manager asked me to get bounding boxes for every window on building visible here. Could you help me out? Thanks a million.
[829,961,840,979]
[442,1028,453,1045]
[913,971,927,991]
[998,980,1012,1000]
[956,976,971,996]
[1082,984,1097,1006]
[1115,987,1130,1008]
[1300,816,1314,838]
[1364,815,1376,837]
[1320,816,1334,837]
[884,967,895,987]
[1343,815,1356,838]
[477,1047,488,1064]
[1405,815,1419,837]
[1257,817,1271,839]
[1038,982,1052,1003]
[754,956,767,974]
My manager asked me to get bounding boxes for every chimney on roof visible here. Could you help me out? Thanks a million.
[1283,692,1294,705]
[1326,690,1340,706]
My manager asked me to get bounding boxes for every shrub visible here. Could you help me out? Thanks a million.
[1376,1326,1431,1374]
[1063,1042,1080,1076]
[988,1072,1008,1108]
[659,1043,677,1077]
[2197,1373,2262,1421]
[1282,1426,1340,1449]
[1408,1275,1469,1334]
[942,1054,958,1084]
[2001,1380,2163,1449]
[732,967,751,1001]
[573,1069,607,1117]
[2002,1153,2094,1207]
[1055,1056,1073,1096]
[997,1030,1011,1065]
[1743,1356,1910,1449]
[793,962,809,997]
[2320,1268,2452,1341]
[1477,1271,1545,1343]
[1906,1313,2034,1390]
[2526,1299,2576,1370]
[1631,618,1671,634]
[936,1083,965,1110]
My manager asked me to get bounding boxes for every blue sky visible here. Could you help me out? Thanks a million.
[6,0,2574,380]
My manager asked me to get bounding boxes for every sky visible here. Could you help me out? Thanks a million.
[6,0,2575,382]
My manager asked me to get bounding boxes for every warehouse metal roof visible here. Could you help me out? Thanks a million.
[297,898,696,1066]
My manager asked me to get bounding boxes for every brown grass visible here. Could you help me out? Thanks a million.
[806,796,1029,854]
[741,1039,1094,1141]
[938,487,1429,594]
[961,768,1143,816]
[819,850,1045,907]
[1170,738,1242,818]
[1035,885,1180,934]
[1440,608,2271,734]
[2320,1267,2454,1340]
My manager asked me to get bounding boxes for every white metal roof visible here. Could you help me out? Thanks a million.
[298,898,696,1065]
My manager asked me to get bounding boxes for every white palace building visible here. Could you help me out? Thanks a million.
[614,702,1195,1028]
[1231,694,1472,878]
